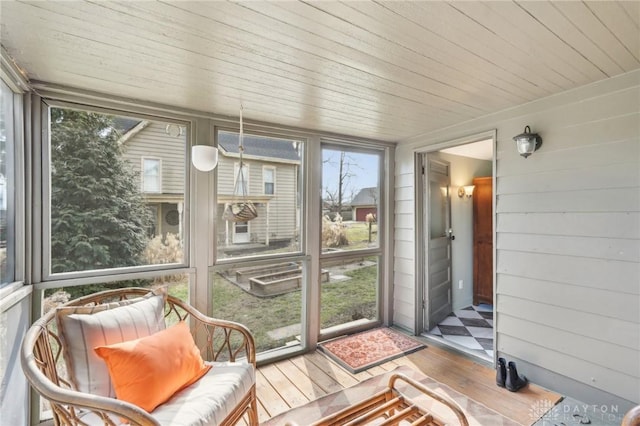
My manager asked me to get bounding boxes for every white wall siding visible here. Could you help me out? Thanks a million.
[122,121,186,194]
[394,70,640,406]
[393,163,417,331]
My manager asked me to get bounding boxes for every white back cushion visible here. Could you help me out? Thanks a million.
[56,291,166,397]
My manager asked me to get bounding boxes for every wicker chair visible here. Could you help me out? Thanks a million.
[21,287,258,426]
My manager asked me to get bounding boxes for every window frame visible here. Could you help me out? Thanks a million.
[262,165,275,195]
[41,100,192,281]
[318,140,386,341]
[215,126,306,265]
[141,156,162,194]
[0,71,26,297]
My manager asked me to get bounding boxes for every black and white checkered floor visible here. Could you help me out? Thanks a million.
[428,305,494,358]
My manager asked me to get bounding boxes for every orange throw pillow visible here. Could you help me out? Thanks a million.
[94,321,211,412]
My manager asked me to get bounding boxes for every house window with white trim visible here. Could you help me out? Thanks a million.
[142,157,161,193]
[263,166,275,195]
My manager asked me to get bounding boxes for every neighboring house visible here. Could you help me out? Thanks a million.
[120,119,186,241]
[121,124,301,248]
[350,187,378,222]
[216,131,301,247]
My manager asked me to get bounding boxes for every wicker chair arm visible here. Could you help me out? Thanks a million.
[622,405,640,426]
[167,295,256,365]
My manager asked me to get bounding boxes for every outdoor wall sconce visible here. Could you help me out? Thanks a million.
[192,145,219,171]
[513,125,542,158]
[457,185,475,199]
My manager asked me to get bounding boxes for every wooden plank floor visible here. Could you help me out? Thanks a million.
[256,346,562,425]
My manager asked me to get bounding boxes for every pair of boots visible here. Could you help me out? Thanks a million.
[496,358,528,392]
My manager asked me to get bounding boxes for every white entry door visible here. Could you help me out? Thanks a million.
[425,157,453,331]
[233,221,250,244]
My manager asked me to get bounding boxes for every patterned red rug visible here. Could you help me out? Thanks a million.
[318,328,425,373]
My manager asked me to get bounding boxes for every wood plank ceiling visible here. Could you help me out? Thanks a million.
[1,1,638,142]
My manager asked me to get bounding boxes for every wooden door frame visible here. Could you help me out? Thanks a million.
[413,130,497,361]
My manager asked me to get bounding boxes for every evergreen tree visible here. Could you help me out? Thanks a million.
[50,108,150,281]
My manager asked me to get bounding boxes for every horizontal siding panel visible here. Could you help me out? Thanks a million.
[395,161,416,176]
[498,334,640,403]
[497,212,640,239]
[394,241,415,259]
[517,112,640,154]
[497,251,640,294]
[497,161,640,195]
[499,295,639,350]
[393,283,415,304]
[395,186,414,201]
[394,258,414,275]
[521,86,640,132]
[394,229,416,242]
[498,274,639,323]
[394,213,414,230]
[396,172,415,188]
[394,200,413,214]
[496,138,639,177]
[392,308,415,333]
[499,316,639,378]
[497,233,640,262]
[497,188,640,213]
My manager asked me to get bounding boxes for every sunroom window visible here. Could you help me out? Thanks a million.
[320,143,383,335]
[216,130,302,260]
[0,80,16,286]
[47,106,187,275]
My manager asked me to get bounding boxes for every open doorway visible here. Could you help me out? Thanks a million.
[419,136,495,361]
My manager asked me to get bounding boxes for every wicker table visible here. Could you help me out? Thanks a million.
[287,373,469,426]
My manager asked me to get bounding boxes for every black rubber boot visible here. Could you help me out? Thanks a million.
[505,361,528,392]
[496,357,506,388]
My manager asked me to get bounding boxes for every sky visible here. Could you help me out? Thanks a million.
[322,148,380,202]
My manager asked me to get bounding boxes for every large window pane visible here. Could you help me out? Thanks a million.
[0,80,15,286]
[322,148,380,252]
[216,130,302,259]
[212,261,303,353]
[49,107,186,274]
[320,256,379,332]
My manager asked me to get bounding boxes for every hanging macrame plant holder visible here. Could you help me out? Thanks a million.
[223,106,258,223]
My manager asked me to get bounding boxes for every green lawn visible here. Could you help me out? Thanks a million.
[167,261,377,353]
[341,222,378,250]
[51,221,380,355]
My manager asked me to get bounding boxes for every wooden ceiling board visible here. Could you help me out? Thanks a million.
[303,1,535,103]
[619,1,640,28]
[554,1,640,73]
[1,0,638,142]
[384,1,578,90]
[482,1,608,85]
[240,1,527,108]
[98,1,480,127]
[339,1,554,99]
[12,2,452,136]
[175,2,489,115]
[498,1,625,77]
[582,1,640,66]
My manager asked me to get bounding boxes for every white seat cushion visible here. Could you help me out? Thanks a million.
[77,361,254,426]
[151,361,255,426]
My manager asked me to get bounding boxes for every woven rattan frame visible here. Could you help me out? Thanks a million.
[308,373,468,426]
[21,287,258,426]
